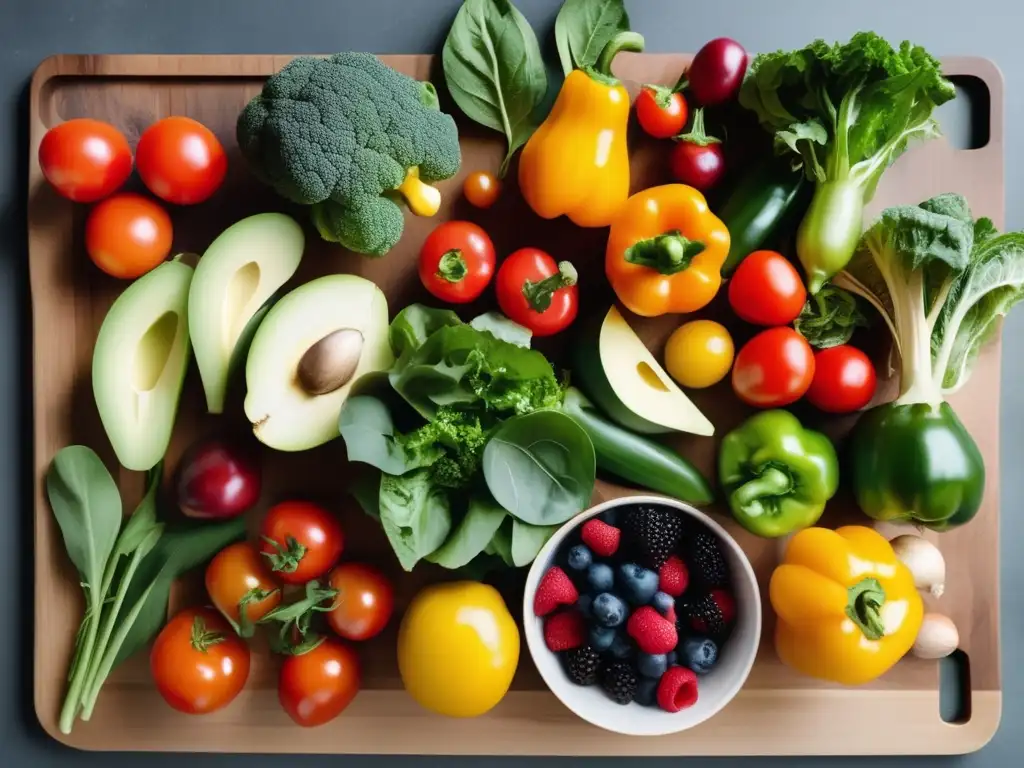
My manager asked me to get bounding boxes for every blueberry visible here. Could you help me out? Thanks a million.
[608,631,634,659]
[586,562,615,593]
[635,676,659,707]
[618,563,659,605]
[651,591,674,617]
[637,652,669,679]
[592,592,627,627]
[680,636,718,675]
[577,593,593,617]
[666,651,678,667]
[589,624,616,651]
[566,544,593,572]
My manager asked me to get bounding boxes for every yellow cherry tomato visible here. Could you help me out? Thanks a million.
[397,581,519,718]
[664,319,734,389]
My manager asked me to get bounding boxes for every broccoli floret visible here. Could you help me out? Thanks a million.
[397,406,488,490]
[237,52,461,256]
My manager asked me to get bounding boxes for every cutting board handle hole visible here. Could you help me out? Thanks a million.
[939,649,972,724]
[936,76,991,151]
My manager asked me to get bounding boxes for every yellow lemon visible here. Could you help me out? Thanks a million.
[664,319,734,389]
[397,581,520,718]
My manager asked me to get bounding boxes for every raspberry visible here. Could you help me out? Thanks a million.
[533,566,578,617]
[626,605,678,655]
[657,666,699,712]
[601,661,638,705]
[564,645,602,686]
[544,610,586,652]
[623,505,683,569]
[581,519,621,558]
[658,555,689,597]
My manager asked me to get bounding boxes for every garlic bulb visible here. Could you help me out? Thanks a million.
[912,613,959,659]
[890,534,946,597]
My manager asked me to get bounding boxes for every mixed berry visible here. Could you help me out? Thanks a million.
[533,504,738,710]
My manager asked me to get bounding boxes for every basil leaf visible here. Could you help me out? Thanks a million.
[554,0,630,76]
[794,285,869,349]
[378,470,452,571]
[339,395,443,474]
[470,311,533,348]
[442,0,548,175]
[511,519,558,567]
[426,493,507,569]
[483,410,596,525]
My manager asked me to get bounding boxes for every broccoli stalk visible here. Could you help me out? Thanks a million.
[237,53,461,257]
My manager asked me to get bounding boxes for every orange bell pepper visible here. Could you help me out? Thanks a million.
[769,526,924,686]
[604,184,730,317]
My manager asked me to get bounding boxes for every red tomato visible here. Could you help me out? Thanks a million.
[326,563,394,641]
[136,116,227,204]
[279,637,361,727]
[260,501,344,585]
[463,171,501,209]
[732,327,815,407]
[635,86,688,139]
[669,109,725,191]
[805,345,878,414]
[418,221,496,304]
[728,250,807,326]
[495,248,578,337]
[150,607,250,715]
[38,118,132,203]
[85,192,173,279]
[205,542,282,631]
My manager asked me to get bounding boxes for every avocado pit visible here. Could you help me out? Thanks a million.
[296,328,364,395]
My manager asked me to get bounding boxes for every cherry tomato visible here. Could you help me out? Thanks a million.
[85,192,173,279]
[150,606,250,715]
[38,118,132,203]
[664,320,734,389]
[136,116,227,205]
[635,86,688,139]
[805,345,878,414]
[463,171,501,209]
[495,248,578,337]
[205,541,281,632]
[326,563,394,641]
[418,221,496,304]
[259,501,345,585]
[279,637,361,727]
[732,327,815,408]
[686,37,748,106]
[728,250,807,326]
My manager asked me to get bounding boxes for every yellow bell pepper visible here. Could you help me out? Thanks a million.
[605,184,730,317]
[769,526,924,686]
[517,32,644,228]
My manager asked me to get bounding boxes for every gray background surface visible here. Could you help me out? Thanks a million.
[1,0,1021,765]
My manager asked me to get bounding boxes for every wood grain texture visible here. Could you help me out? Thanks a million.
[28,53,1004,755]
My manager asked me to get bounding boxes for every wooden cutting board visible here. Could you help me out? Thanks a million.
[28,52,1004,755]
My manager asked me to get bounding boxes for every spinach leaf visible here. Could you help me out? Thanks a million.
[794,285,869,349]
[389,304,462,360]
[485,516,515,566]
[339,395,442,474]
[483,410,596,525]
[511,519,558,567]
[554,0,630,76]
[470,311,532,347]
[442,0,548,176]
[351,468,382,520]
[378,470,452,571]
[426,493,507,568]
[45,446,122,597]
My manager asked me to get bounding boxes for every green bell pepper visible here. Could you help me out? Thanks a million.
[848,402,985,531]
[718,410,839,538]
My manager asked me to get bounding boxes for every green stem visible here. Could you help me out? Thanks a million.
[190,615,226,652]
[731,467,792,518]
[58,591,100,733]
[593,31,645,79]
[675,108,720,147]
[521,261,577,312]
[624,230,706,275]
[436,250,468,283]
[846,577,887,641]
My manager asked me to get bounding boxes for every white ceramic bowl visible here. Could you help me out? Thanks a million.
[523,495,762,737]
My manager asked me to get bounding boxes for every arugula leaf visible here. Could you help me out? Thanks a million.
[794,285,868,349]
[554,0,630,76]
[426,493,507,569]
[442,0,548,176]
[378,470,452,571]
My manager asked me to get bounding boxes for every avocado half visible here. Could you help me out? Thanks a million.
[573,305,714,436]
[93,257,194,471]
[243,274,393,452]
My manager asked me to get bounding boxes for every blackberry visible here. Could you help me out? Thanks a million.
[684,592,728,641]
[684,531,730,588]
[622,505,683,569]
[601,661,639,705]
[564,645,602,686]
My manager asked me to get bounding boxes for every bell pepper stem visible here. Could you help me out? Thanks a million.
[593,31,646,78]
[846,577,886,641]
[436,250,468,283]
[522,261,577,312]
[731,467,792,518]
[624,230,706,275]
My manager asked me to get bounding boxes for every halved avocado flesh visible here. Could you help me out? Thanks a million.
[93,258,194,471]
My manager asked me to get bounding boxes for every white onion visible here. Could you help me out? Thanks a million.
[912,613,959,659]
[890,534,946,597]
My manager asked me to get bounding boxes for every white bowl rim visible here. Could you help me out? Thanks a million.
[522,494,763,737]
